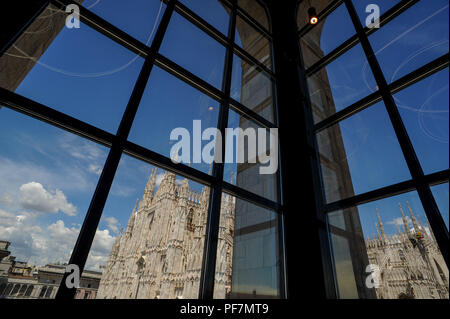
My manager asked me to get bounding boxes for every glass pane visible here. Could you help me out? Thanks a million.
[235,15,272,70]
[214,194,280,298]
[128,66,220,175]
[307,44,378,123]
[231,54,274,123]
[329,232,359,298]
[237,0,269,30]
[0,4,144,133]
[393,68,449,174]
[317,102,411,203]
[353,0,401,26]
[297,0,334,30]
[160,12,226,89]
[431,183,449,230]
[328,191,449,299]
[0,107,107,299]
[179,0,230,35]
[224,109,278,202]
[369,0,449,83]
[82,0,166,45]
[300,4,356,69]
[87,155,210,299]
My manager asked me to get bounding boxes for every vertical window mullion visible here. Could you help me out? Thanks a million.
[344,0,449,268]
[198,0,237,300]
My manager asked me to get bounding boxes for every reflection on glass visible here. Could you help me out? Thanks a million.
[235,15,272,70]
[369,0,449,83]
[224,109,278,202]
[307,44,377,123]
[82,0,166,45]
[213,194,280,298]
[237,0,269,30]
[160,12,226,89]
[0,4,144,133]
[179,0,230,35]
[231,55,274,123]
[328,191,449,299]
[431,183,449,230]
[300,4,355,69]
[393,68,449,174]
[0,107,107,299]
[317,102,411,203]
[129,66,220,175]
[86,155,210,299]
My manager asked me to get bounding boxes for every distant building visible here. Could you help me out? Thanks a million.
[96,169,235,299]
[366,202,449,299]
[0,246,102,299]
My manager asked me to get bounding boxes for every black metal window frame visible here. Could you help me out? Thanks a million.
[296,0,449,297]
[0,0,286,299]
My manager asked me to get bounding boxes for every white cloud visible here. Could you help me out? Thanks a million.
[0,156,91,195]
[103,216,120,234]
[88,164,102,175]
[19,182,77,216]
[59,134,106,162]
[0,209,18,227]
[86,229,116,271]
[387,216,411,227]
[0,212,115,272]
[0,193,13,206]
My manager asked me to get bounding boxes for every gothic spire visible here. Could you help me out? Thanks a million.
[399,203,410,235]
[376,208,387,242]
[407,201,420,233]
[144,168,157,200]
[375,222,381,241]
[125,199,139,235]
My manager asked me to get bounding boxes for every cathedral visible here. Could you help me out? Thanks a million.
[365,202,449,299]
[96,168,235,299]
[96,169,449,300]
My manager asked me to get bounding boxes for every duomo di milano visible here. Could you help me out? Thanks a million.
[96,168,235,299]
[96,166,449,299]
[365,204,448,299]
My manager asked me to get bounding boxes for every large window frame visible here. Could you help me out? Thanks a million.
[295,0,449,298]
[2,0,447,300]
[0,0,286,299]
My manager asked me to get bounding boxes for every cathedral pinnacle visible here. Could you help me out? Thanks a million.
[376,208,387,242]
[144,168,157,199]
[406,201,420,234]
[399,202,410,235]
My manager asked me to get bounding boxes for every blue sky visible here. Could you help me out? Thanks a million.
[0,0,448,271]
[316,0,449,239]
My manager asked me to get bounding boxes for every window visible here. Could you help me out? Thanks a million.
[1,0,282,301]
[44,286,53,298]
[213,194,281,299]
[38,286,47,298]
[297,0,449,299]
